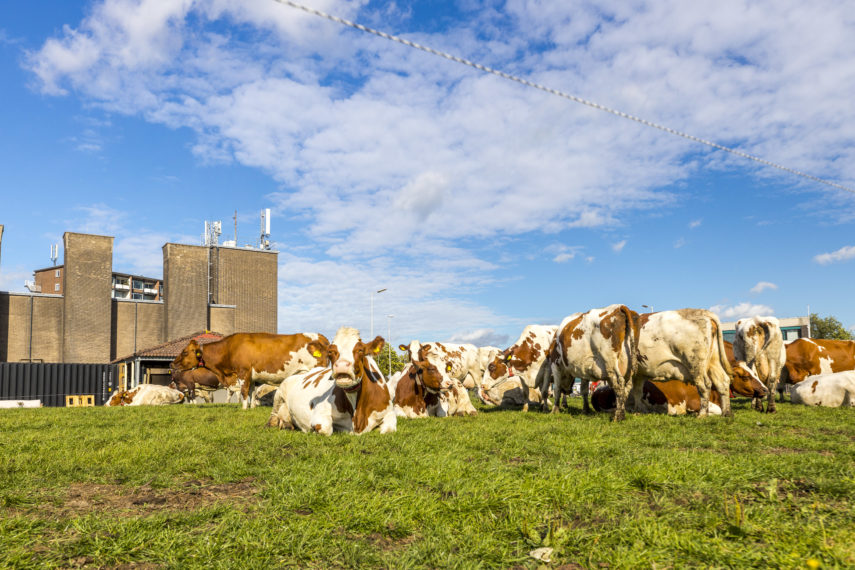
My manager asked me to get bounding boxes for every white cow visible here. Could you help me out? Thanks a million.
[733,316,786,413]
[268,327,397,435]
[479,325,557,410]
[790,371,855,407]
[543,305,638,421]
[105,384,185,406]
[633,309,732,418]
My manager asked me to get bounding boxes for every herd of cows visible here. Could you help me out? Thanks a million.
[105,305,855,435]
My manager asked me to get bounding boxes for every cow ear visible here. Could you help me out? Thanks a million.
[327,345,340,366]
[367,336,385,355]
[398,344,407,352]
[308,341,327,361]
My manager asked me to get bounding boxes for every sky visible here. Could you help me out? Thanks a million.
[1,0,854,348]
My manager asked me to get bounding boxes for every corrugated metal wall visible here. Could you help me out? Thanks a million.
[0,363,116,406]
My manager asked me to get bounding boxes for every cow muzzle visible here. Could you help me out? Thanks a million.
[333,360,358,388]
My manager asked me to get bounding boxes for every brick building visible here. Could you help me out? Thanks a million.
[28,266,163,301]
[0,229,277,365]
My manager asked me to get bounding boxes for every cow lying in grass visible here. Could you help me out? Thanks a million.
[790,371,855,407]
[389,359,452,418]
[106,384,185,406]
[267,327,396,435]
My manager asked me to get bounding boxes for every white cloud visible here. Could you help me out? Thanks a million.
[448,329,510,348]
[814,245,855,265]
[689,219,702,229]
[0,267,31,293]
[674,237,686,248]
[23,1,855,337]
[709,302,774,321]
[750,281,778,294]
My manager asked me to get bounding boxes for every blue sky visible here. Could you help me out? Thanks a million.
[1,0,853,347]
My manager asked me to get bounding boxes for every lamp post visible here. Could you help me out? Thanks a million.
[386,314,394,375]
[642,304,653,313]
[370,288,387,338]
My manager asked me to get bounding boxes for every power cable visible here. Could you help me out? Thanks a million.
[274,0,854,196]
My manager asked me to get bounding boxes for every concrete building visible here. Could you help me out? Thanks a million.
[0,229,277,364]
[27,266,162,301]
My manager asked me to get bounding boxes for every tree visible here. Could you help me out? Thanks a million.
[810,313,855,340]
[378,344,408,376]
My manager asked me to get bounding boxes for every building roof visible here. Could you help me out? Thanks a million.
[113,331,225,363]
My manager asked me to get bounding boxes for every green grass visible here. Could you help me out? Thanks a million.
[1,398,853,569]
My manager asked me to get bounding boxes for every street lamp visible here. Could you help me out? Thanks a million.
[642,304,653,313]
[370,288,387,338]
[386,314,394,375]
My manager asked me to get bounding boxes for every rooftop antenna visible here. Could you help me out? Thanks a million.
[259,208,271,250]
[202,221,222,247]
[50,244,59,266]
[233,209,238,244]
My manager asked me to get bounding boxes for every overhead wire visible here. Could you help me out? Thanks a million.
[274,0,854,196]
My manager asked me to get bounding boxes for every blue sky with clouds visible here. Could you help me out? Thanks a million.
[1,0,853,347]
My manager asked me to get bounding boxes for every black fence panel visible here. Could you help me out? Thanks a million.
[0,363,117,406]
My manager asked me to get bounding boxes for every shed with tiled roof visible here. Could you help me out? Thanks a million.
[112,331,226,389]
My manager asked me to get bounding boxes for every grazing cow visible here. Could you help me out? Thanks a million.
[782,338,855,385]
[170,332,330,409]
[106,384,185,406]
[479,325,557,410]
[790,371,855,407]
[733,316,786,413]
[391,360,452,418]
[542,305,638,421]
[398,341,487,416]
[169,366,223,402]
[633,309,733,417]
[268,327,396,435]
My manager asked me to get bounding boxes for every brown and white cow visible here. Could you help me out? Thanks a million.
[542,305,639,421]
[170,332,330,409]
[733,316,786,413]
[268,327,396,435]
[390,360,452,418]
[782,338,855,386]
[398,341,491,416]
[478,325,557,410]
[169,366,223,402]
[591,359,766,416]
[633,309,733,417]
[106,384,185,406]
[790,370,855,407]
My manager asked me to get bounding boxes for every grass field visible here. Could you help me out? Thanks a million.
[1,396,853,569]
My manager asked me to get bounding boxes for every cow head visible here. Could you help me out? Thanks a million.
[412,359,451,392]
[171,339,203,372]
[169,368,196,401]
[106,388,138,406]
[330,327,385,389]
[731,362,768,398]
[477,355,517,405]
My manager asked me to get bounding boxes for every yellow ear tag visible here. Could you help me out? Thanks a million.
[374,346,381,353]
[446,364,452,372]
[506,355,512,361]
[312,350,321,358]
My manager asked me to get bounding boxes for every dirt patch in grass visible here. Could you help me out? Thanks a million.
[14,478,259,518]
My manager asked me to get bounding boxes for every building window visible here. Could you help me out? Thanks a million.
[132,293,143,300]
[54,283,60,292]
[55,269,60,278]
[132,279,143,290]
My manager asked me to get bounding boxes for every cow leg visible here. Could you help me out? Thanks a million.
[581,378,592,414]
[240,377,252,410]
[696,373,712,418]
[627,377,646,413]
[752,396,764,412]
[710,369,732,418]
[765,378,778,414]
[611,379,628,422]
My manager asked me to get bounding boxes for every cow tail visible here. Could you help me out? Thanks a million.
[619,305,640,383]
[712,316,733,377]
